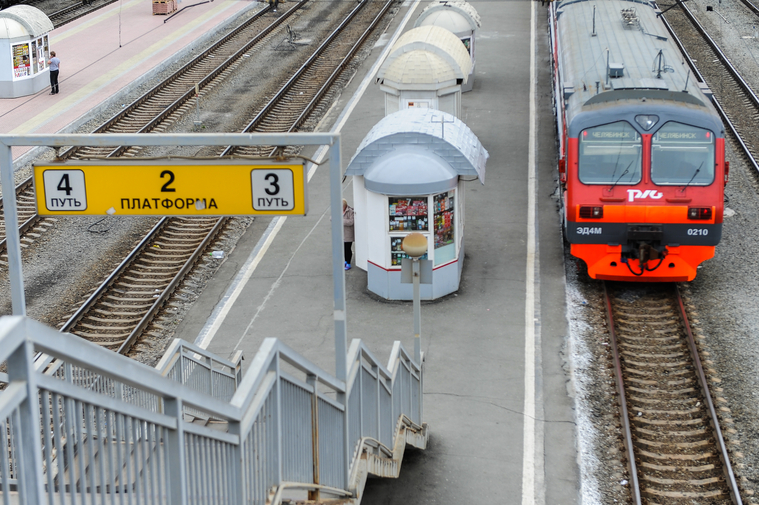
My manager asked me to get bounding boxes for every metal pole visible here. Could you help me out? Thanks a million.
[0,143,26,315]
[328,138,351,490]
[329,138,347,381]
[412,258,421,365]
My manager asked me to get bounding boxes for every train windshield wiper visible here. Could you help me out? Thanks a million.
[680,161,704,191]
[609,160,634,190]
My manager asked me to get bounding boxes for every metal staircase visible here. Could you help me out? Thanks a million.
[0,316,426,504]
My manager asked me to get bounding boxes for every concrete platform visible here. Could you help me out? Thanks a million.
[171,0,581,503]
[0,0,261,161]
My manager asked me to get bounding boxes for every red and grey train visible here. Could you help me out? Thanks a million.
[551,0,728,281]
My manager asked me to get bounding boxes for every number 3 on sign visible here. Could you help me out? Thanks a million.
[42,170,88,211]
[251,169,294,211]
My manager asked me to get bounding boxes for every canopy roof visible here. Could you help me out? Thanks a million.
[380,50,458,89]
[0,5,53,39]
[378,25,472,83]
[345,108,488,194]
[414,1,481,33]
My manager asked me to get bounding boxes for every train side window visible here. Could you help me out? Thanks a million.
[651,122,715,186]
[578,122,642,185]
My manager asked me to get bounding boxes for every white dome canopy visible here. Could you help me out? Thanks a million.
[415,1,481,33]
[346,108,488,189]
[0,5,53,39]
[380,50,458,89]
[382,25,472,81]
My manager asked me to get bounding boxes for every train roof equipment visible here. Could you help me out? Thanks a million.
[555,0,721,133]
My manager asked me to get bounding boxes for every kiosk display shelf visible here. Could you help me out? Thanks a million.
[390,236,428,266]
[389,197,428,231]
[434,190,455,264]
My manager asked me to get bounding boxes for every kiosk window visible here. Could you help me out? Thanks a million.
[12,43,31,79]
[578,122,642,185]
[651,122,715,186]
[434,190,455,265]
[389,197,428,231]
[390,236,427,266]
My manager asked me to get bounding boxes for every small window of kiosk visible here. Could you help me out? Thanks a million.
[434,190,455,265]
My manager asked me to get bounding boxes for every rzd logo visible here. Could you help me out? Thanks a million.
[627,189,663,202]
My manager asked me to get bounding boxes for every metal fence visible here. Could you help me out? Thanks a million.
[0,316,426,505]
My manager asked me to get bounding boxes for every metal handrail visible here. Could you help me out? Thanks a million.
[0,315,425,504]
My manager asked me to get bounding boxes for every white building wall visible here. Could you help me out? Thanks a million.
[352,176,369,270]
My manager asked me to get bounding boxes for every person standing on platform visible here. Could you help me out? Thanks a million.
[343,199,355,271]
[48,51,60,95]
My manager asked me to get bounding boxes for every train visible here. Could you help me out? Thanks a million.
[551,0,727,282]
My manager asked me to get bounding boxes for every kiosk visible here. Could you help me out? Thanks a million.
[414,0,481,93]
[345,108,488,300]
[376,25,472,118]
[0,5,54,98]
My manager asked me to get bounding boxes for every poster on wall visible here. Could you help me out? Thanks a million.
[12,43,31,79]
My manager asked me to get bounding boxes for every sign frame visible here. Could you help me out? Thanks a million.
[33,159,308,216]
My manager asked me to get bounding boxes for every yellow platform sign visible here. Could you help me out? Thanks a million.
[33,161,308,216]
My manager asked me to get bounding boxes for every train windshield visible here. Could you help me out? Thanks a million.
[651,122,715,186]
[578,122,642,185]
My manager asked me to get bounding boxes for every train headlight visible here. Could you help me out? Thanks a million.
[579,206,604,218]
[635,115,659,131]
[687,207,712,220]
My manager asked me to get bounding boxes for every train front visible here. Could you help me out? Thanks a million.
[554,0,727,282]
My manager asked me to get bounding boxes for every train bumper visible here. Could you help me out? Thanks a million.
[570,244,716,282]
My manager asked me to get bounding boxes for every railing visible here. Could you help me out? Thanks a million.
[0,316,426,504]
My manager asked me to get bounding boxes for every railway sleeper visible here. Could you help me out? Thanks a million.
[93,308,146,317]
[617,334,680,341]
[638,448,716,461]
[640,461,717,472]
[103,295,160,304]
[629,395,700,405]
[99,301,154,309]
[622,350,687,360]
[634,426,709,438]
[76,323,137,332]
[643,486,725,498]
[120,277,175,284]
[636,438,712,449]
[627,386,698,395]
[622,341,683,350]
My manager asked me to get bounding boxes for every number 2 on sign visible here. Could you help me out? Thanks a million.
[161,170,176,192]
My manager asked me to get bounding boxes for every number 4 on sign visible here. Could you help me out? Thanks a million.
[42,170,88,211]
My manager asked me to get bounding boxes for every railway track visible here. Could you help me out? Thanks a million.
[659,1,759,176]
[0,0,291,262]
[8,0,394,354]
[603,282,742,504]
[47,0,120,28]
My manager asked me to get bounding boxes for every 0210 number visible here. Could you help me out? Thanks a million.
[687,228,708,236]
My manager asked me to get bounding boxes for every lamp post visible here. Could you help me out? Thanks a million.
[402,233,428,365]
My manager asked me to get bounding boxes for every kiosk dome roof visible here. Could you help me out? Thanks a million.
[414,1,481,33]
[0,5,53,38]
[345,108,488,192]
[379,50,458,88]
[382,25,471,81]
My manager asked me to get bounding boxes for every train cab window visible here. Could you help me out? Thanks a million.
[651,122,715,186]
[578,122,642,185]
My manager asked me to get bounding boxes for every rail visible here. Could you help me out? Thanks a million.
[0,316,426,504]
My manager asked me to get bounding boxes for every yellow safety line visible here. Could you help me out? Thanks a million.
[10,0,240,135]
